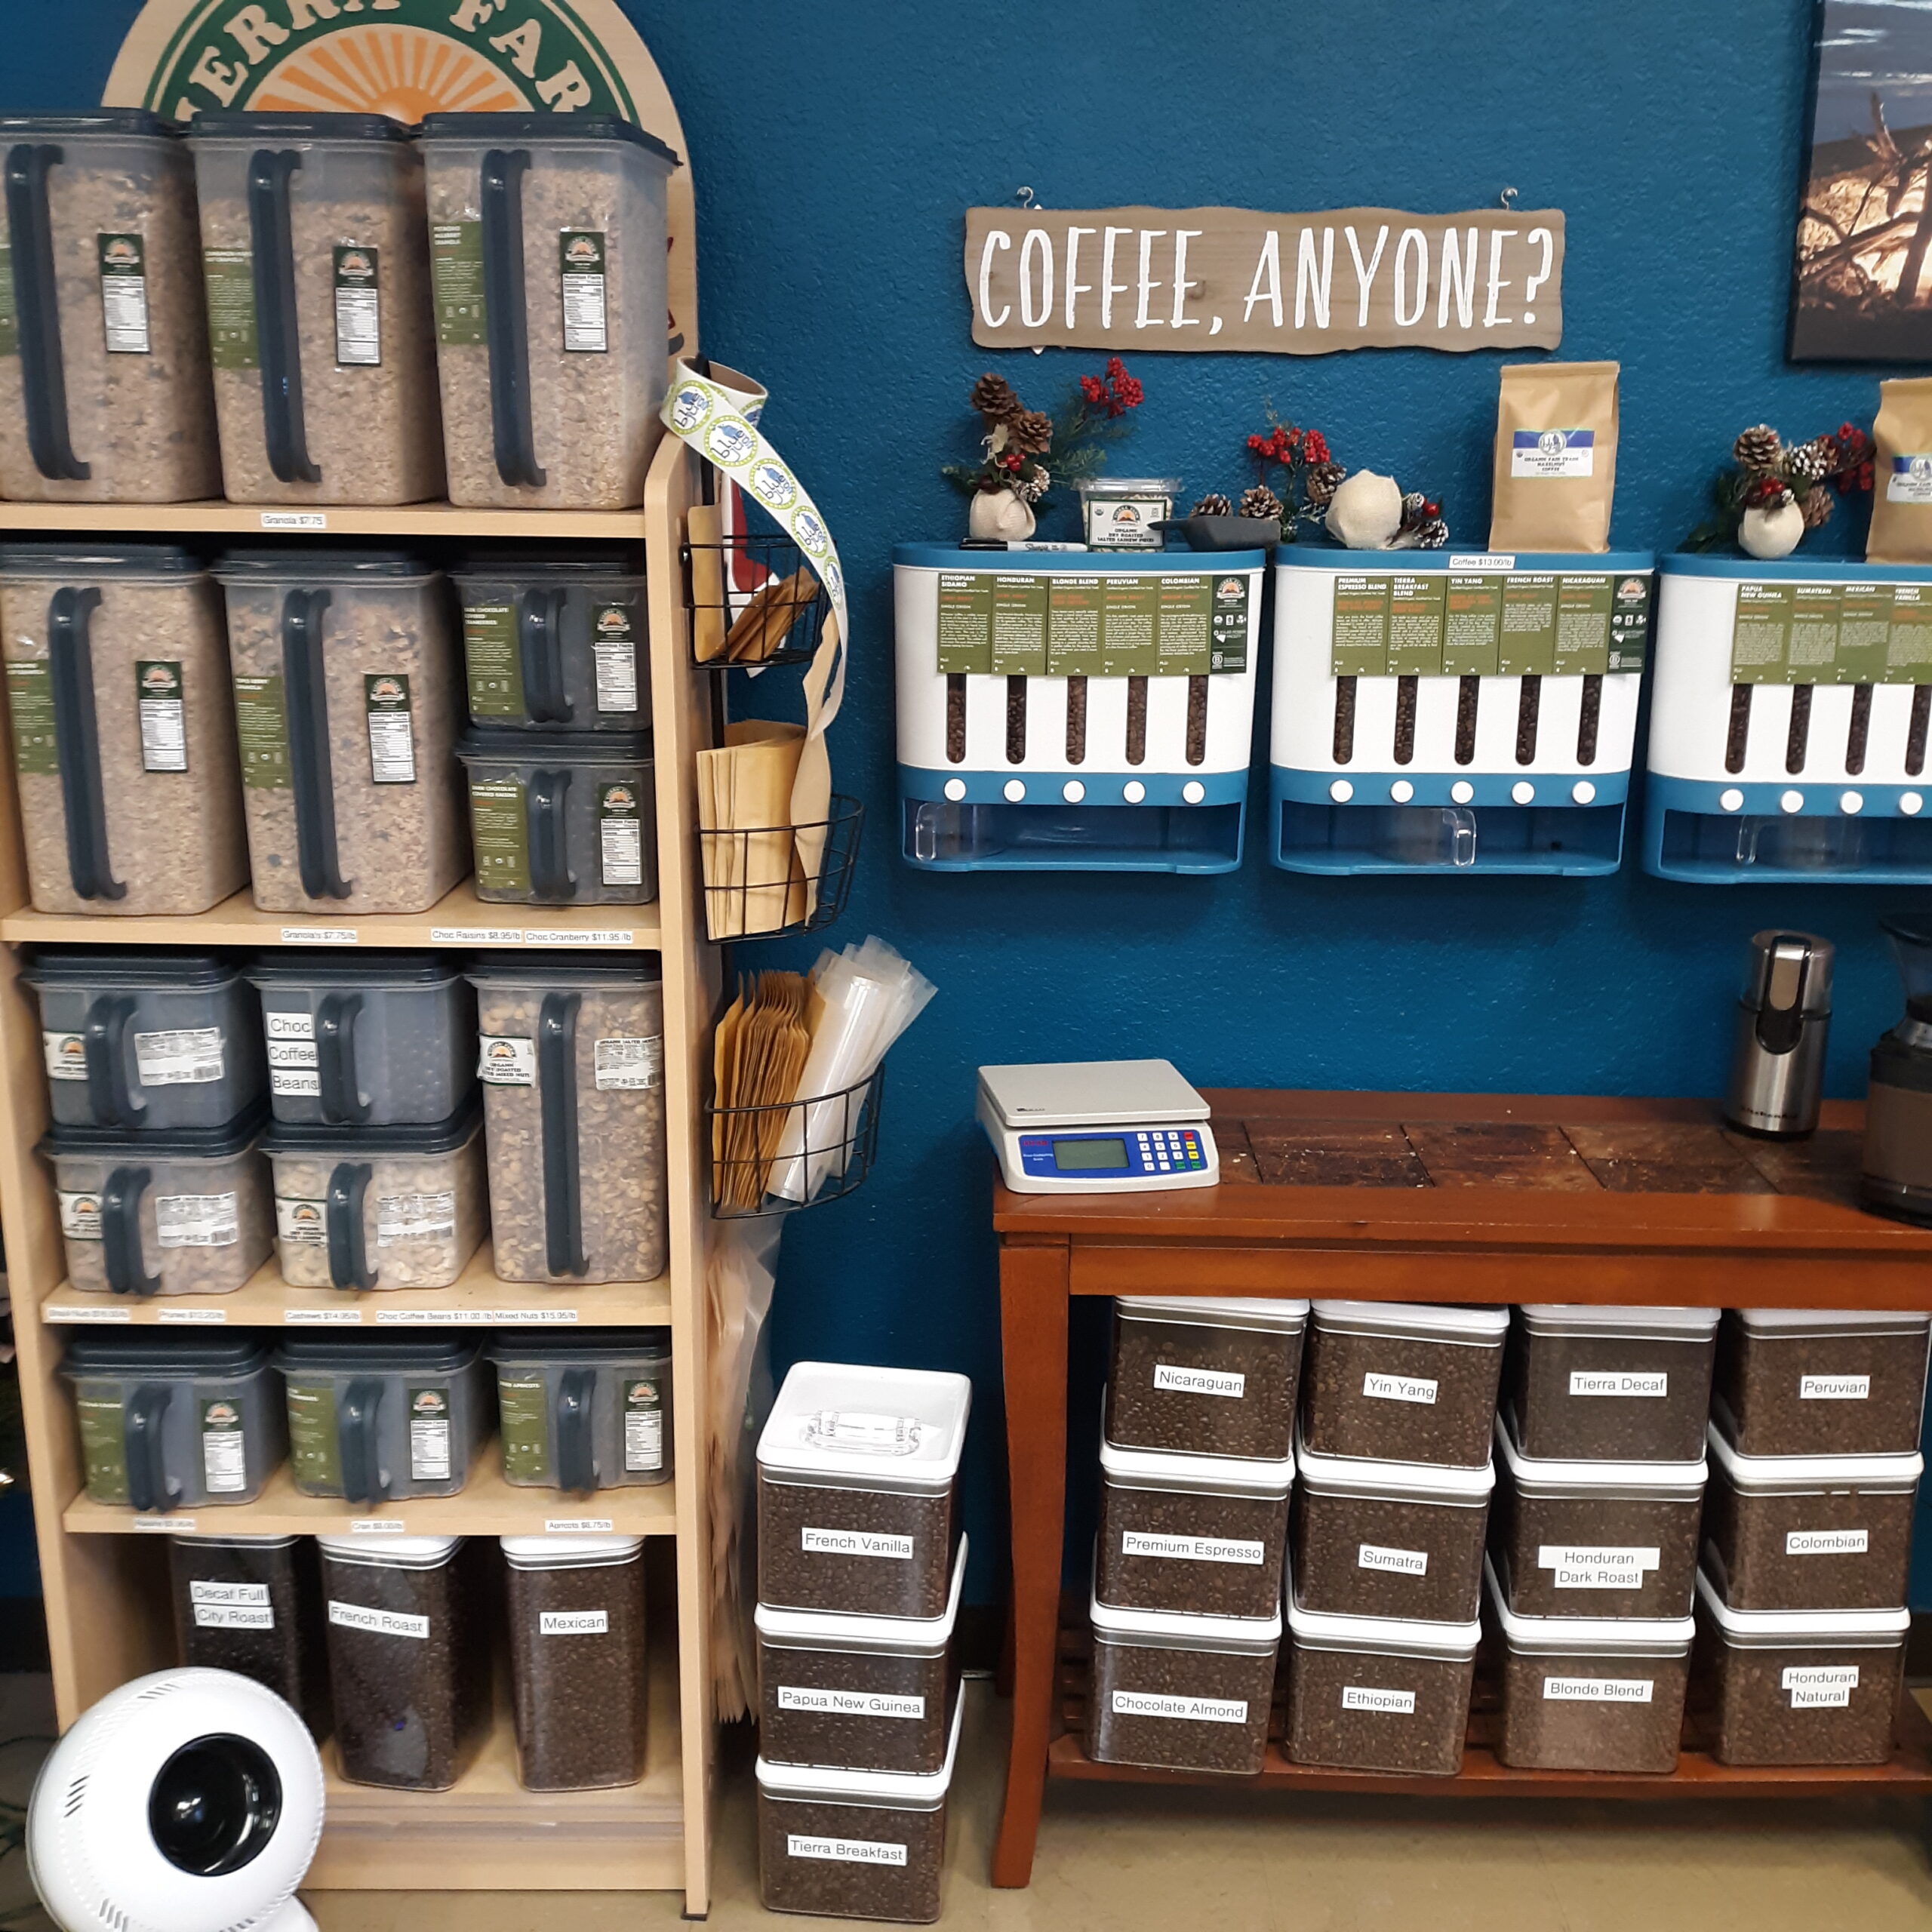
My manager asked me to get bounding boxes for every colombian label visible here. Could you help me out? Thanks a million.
[365,674,415,783]
[1342,1685,1417,1714]
[1155,574,1213,676]
[1152,1362,1244,1398]
[1784,1665,1858,1708]
[332,244,380,365]
[1888,454,1932,503]
[479,1035,537,1085]
[1358,1543,1429,1575]
[1538,1544,1660,1589]
[802,1527,915,1560]
[594,1034,663,1090]
[6,660,57,775]
[598,780,645,885]
[275,1197,327,1247]
[233,674,291,789]
[777,1687,925,1719]
[464,604,523,717]
[1121,1531,1264,1566]
[58,1191,103,1241]
[134,1026,223,1086]
[328,1601,429,1641]
[540,1610,610,1635]
[787,1837,906,1868]
[1786,1528,1868,1555]
[201,1398,246,1494]
[625,1377,664,1472]
[1110,1690,1247,1724]
[203,246,257,368]
[1543,1675,1652,1703]
[194,1602,275,1630]
[559,229,609,352]
[1800,1375,1871,1400]
[377,1191,457,1244]
[1511,428,1595,477]
[469,778,530,894]
[408,1385,451,1481]
[44,1032,85,1082]
[1568,1371,1667,1397]
[155,1191,239,1248]
[1362,1371,1437,1405]
[135,660,187,772]
[431,222,485,345]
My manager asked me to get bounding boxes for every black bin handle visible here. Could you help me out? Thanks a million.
[102,1164,162,1296]
[325,1158,375,1291]
[48,587,125,903]
[281,586,349,900]
[528,768,574,903]
[518,586,571,722]
[125,1381,175,1513]
[246,148,321,485]
[555,1365,598,1496]
[338,1374,386,1504]
[5,141,87,481]
[538,990,587,1278]
[82,992,142,1128]
[480,148,545,488]
[316,992,368,1125]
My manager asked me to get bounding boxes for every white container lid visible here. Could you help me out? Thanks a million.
[757,1361,971,1486]
[1117,1294,1309,1333]
[1294,1428,1494,1502]
[500,1534,645,1568]
[1484,1554,1693,1656]
[1706,1422,1924,1493]
[1517,1304,1719,1339]
[1312,1300,1508,1343]
[317,1534,461,1567]
[1494,1414,1706,1498]
[1734,1308,1932,1337]
[1287,1593,1481,1663]
[172,1532,299,1548]
[756,1536,968,1654]
[1098,1432,1293,1499]
[1694,1567,1910,1647]
[757,1690,963,1809]
[1089,1587,1282,1654]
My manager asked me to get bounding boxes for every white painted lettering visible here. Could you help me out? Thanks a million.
[1482,226,1517,327]
[1295,225,1334,331]
[536,60,592,110]
[1345,223,1388,327]
[1394,227,1428,325]
[1170,229,1202,327]
[977,230,1011,328]
[1438,225,1478,329]
[1244,230,1283,327]
[489,18,543,74]
[1100,226,1134,330]
[1020,227,1054,329]
[1063,226,1096,328]
[1134,228,1166,328]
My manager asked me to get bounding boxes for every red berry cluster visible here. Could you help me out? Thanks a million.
[1831,421,1875,496]
[1746,475,1789,508]
[1422,499,1441,518]
[1247,425,1299,462]
[1080,355,1144,418]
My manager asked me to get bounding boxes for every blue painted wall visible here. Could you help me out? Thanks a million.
[8,0,1931,1604]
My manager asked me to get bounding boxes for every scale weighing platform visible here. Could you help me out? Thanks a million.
[977,1059,1220,1193]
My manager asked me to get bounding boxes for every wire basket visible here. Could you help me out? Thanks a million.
[700,795,863,941]
[684,532,829,667]
[707,1064,884,1218]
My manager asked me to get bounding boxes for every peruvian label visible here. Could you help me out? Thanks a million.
[286,1381,342,1494]
[990,573,1049,675]
[1727,580,1932,685]
[1099,577,1158,675]
[479,1035,537,1085]
[377,1191,456,1245]
[1155,574,1213,675]
[540,1609,610,1635]
[268,1035,321,1098]
[499,1375,549,1483]
[1109,1690,1247,1724]
[1554,574,1615,676]
[76,1394,128,1504]
[1046,575,1103,675]
[135,660,188,773]
[1362,1371,1437,1405]
[233,674,291,789]
[59,1190,103,1241]
[559,229,609,352]
[1568,1370,1667,1398]
[598,780,644,886]
[1786,1528,1868,1555]
[1800,1374,1871,1400]
[1120,1530,1263,1566]
[97,233,151,353]
[936,573,993,674]
[1888,454,1932,503]
[593,1033,663,1091]
[787,1837,906,1869]
[1538,1544,1660,1589]
[155,1192,239,1248]
[430,222,485,346]
[1331,575,1391,677]
[1210,571,1251,672]
[408,1384,452,1482]
[1511,428,1594,477]
[332,245,380,366]
[801,1527,915,1560]
[44,1032,85,1082]
[1342,1685,1417,1715]
[134,1026,224,1087]
[1443,575,1503,677]
[464,604,523,716]
[1358,1543,1428,1575]
[275,1196,326,1247]
[779,1686,926,1719]
[625,1376,664,1472]
[7,660,57,775]
[364,674,415,783]
[1543,1676,1653,1703]
[1497,574,1559,677]
[592,600,640,710]
[0,241,14,355]
[1784,1664,1859,1708]
[201,1398,246,1494]
[203,246,257,368]
[1152,1362,1245,1398]
[469,778,531,894]
[328,1601,429,1641]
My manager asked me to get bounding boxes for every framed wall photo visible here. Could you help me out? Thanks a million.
[1791,0,1932,361]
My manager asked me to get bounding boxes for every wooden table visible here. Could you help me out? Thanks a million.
[992,1089,1932,1888]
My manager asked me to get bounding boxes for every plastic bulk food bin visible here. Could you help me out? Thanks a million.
[1104,1294,1308,1462]
[1094,1435,1292,1621]
[1491,1413,1705,1620]
[262,1102,485,1292]
[1703,1425,1920,1612]
[188,112,441,506]
[1505,1303,1719,1464]
[1693,1567,1909,1767]
[758,1361,971,1621]
[757,1536,967,1777]
[275,1336,486,1505]
[216,551,465,917]
[169,1531,331,1738]
[24,949,265,1131]
[468,955,667,1284]
[1712,1309,1932,1459]
[0,112,217,502]
[0,546,245,916]
[453,554,650,731]
[1302,1300,1507,1470]
[318,1534,488,1791]
[488,1327,672,1494]
[1485,1555,1694,1773]
[757,1698,961,1925]
[248,952,476,1128]
[458,728,657,906]
[418,115,676,510]
[63,1332,281,1512]
[1291,1430,1493,1623]
[45,1109,272,1298]
[503,1534,648,1791]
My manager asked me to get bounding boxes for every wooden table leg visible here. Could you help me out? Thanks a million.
[992,1236,1070,1889]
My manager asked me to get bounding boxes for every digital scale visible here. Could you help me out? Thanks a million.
[976,1059,1219,1193]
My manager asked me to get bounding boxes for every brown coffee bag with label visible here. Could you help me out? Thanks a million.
[1866,377,1932,561]
[1488,360,1620,552]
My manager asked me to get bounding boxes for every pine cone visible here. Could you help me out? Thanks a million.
[1786,436,1834,484]
[1415,518,1449,549]
[1239,485,1284,521]
[1008,409,1053,455]
[970,373,1021,421]
[1192,493,1233,517]
[1800,486,1834,530]
[1019,466,1050,505]
[1733,425,1783,474]
[1303,460,1346,508]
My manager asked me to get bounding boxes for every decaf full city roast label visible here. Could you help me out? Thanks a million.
[936,571,1251,677]
[1729,580,1932,685]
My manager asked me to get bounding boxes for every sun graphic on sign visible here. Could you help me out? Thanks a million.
[248,24,528,121]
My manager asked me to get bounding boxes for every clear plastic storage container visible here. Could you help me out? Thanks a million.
[757,1361,971,1621]
[263,1102,485,1291]
[1302,1300,1507,1469]
[1291,1432,1492,1623]
[1094,1435,1292,1622]
[467,955,667,1284]
[0,546,246,916]
[503,1534,648,1792]
[63,1332,281,1512]
[1505,1303,1719,1463]
[488,1327,672,1492]
[0,113,217,502]
[276,1336,485,1504]
[216,551,465,917]
[458,728,656,906]
[1487,1555,1693,1773]
[1712,1309,1932,1459]
[45,1109,272,1297]
[1694,1567,1909,1767]
[757,1536,965,1777]
[188,112,441,505]
[25,949,265,1131]
[1491,1413,1705,1620]
[319,1534,488,1791]
[419,115,677,510]
[453,555,650,731]
[1703,1426,1920,1612]
[169,1531,331,1737]
[1105,1294,1307,1462]
[248,951,477,1128]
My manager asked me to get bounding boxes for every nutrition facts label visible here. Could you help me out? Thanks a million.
[134,1027,224,1086]
[156,1191,240,1248]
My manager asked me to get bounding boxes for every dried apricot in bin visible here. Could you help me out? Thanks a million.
[1712,1309,1932,1459]
[1505,1303,1718,1463]
[1105,1294,1307,1460]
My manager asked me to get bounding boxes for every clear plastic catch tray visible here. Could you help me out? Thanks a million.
[1270,549,1654,875]
[893,546,1266,872]
[1644,557,1932,882]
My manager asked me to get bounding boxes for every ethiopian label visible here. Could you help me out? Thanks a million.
[463,603,523,717]
[75,1394,128,1504]
[787,1837,906,1868]
[592,600,640,709]
[559,229,609,352]
[329,1601,429,1641]
[1155,575,1213,676]
[990,574,1049,676]
[479,1035,537,1085]
[44,1032,85,1082]
[156,1191,239,1247]
[0,240,14,355]
[1100,577,1159,676]
[201,1398,246,1494]
[97,232,151,352]
[285,1382,341,1493]
[1543,1675,1652,1703]
[134,1026,223,1087]
[1512,428,1595,478]
[1152,1362,1245,1398]
[1800,1374,1871,1401]
[778,1686,926,1719]
[625,1377,664,1472]
[233,674,291,789]
[1363,1371,1437,1405]
[469,779,529,894]
[1121,1530,1264,1566]
[1342,1685,1417,1715]
[203,246,257,368]
[364,674,415,783]
[1110,1690,1247,1724]
[408,1384,451,1482]
[1786,1528,1868,1555]
[598,780,644,886]
[801,1527,915,1560]
[1538,1544,1660,1589]
[1568,1371,1668,1397]
[275,1196,326,1247]
[377,1192,456,1244]
[1888,454,1932,503]
[7,660,57,775]
[59,1190,103,1241]
[936,573,993,674]
[268,1035,320,1097]
[1498,574,1559,677]
[1046,575,1103,675]
[333,244,380,365]
[431,222,485,346]
[1444,575,1503,677]
[134,660,187,772]
[594,1034,661,1091]
[497,1375,549,1483]
[1358,1543,1429,1575]
[1784,1665,1859,1708]
[540,1610,609,1635]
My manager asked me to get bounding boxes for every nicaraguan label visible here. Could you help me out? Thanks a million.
[275,1196,327,1247]
[801,1527,915,1561]
[1568,1370,1667,1398]
[1786,1528,1868,1555]
[59,1190,103,1241]
[469,777,531,895]
[1152,1362,1245,1399]
[1109,1690,1247,1724]
[233,674,291,789]
[1543,1675,1653,1703]
[268,1034,320,1097]
[332,243,380,365]
[498,1374,549,1483]
[786,1836,906,1868]
[1888,454,1932,503]
[430,222,485,344]
[378,1191,457,1244]
[463,603,523,717]
[777,1686,925,1719]
[1362,1371,1437,1405]
[1342,1685,1417,1715]
[540,1610,610,1635]
[1511,428,1594,478]
[97,232,152,353]
[1358,1543,1429,1576]
[1538,1544,1660,1589]
[44,1031,85,1082]
[155,1191,240,1249]
[592,600,640,709]
[201,1398,246,1494]
[135,660,187,773]
[203,246,257,368]
[408,1384,452,1483]
[364,673,415,783]
[1784,1664,1859,1708]
[7,660,57,775]
[624,1376,663,1472]
[328,1600,429,1641]
[598,779,644,886]
[1121,1530,1264,1566]
[479,1035,537,1085]
[593,1033,662,1091]
[1800,1374,1871,1401]
[76,1393,128,1503]
[286,1380,342,1494]
[559,229,609,352]
[134,1026,224,1087]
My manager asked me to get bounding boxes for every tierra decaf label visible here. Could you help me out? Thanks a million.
[203,247,258,369]
[1729,578,1932,685]
[6,660,57,775]
[431,222,486,346]
[233,674,291,789]
[464,603,525,717]
[470,777,531,894]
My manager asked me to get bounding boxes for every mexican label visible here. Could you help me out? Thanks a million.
[469,779,531,895]
[0,241,14,355]
[1442,574,1503,677]
[625,1375,664,1472]
[593,1034,662,1091]
[134,1026,224,1086]
[202,246,257,368]
[1109,1690,1247,1724]
[498,1374,549,1483]
[1119,1530,1264,1566]
[592,599,640,710]
[1342,1685,1417,1714]
[268,1030,321,1098]
[1543,1675,1653,1703]
[1888,455,1932,503]
[328,1601,429,1641]
[431,222,485,346]
[1047,575,1103,675]
[44,1032,86,1082]
[1784,1665,1858,1708]
[232,674,291,789]
[275,1196,326,1246]
[463,603,523,717]
[598,780,644,886]
[1786,1528,1868,1555]
[201,1397,246,1494]
[1537,1544,1660,1589]
[333,244,380,366]
[540,1610,610,1635]
[156,1191,240,1247]
[1358,1543,1428,1574]
[97,232,151,353]
[59,1190,103,1241]
[1800,1374,1871,1400]
[559,229,609,352]
[1210,571,1252,672]
[377,1192,457,1245]
[778,1686,926,1719]
[7,660,57,776]
[1497,573,1559,677]
[936,573,993,674]
[1729,580,1932,685]
[1099,576,1159,675]
[1152,1362,1244,1398]
[76,1394,128,1504]
[801,1527,915,1560]
[787,1837,906,1868]
[1362,1371,1437,1404]
[1511,428,1594,478]
[991,574,1050,676]
[408,1384,451,1482]
[285,1380,342,1493]
[364,674,415,783]
[136,660,187,773]
[1568,1371,1667,1398]
[479,1035,537,1085]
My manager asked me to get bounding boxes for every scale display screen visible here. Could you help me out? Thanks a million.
[1053,1136,1128,1171]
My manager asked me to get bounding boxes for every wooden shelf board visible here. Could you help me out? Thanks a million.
[0,500,650,541]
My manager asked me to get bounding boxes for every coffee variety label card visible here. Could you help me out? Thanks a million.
[934,572,1249,675]
[1729,580,1932,685]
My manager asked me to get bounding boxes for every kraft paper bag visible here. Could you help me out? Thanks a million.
[1867,377,1932,562]
[1489,360,1620,553]
[696,720,808,940]
[688,500,728,661]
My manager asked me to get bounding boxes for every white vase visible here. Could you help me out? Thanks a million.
[1739,499,1805,559]
[968,488,1035,542]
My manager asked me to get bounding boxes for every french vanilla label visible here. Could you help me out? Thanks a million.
[1121,1530,1265,1566]
[1567,1371,1668,1398]
[539,1611,609,1636]
[777,1687,926,1720]
[1800,1374,1871,1401]
[193,1602,274,1630]
[1153,1362,1245,1399]
[1362,1371,1437,1405]
[155,1192,239,1248]
[1786,1528,1868,1555]
[1110,1690,1247,1724]
[801,1527,915,1561]
[1543,1675,1653,1703]
[328,1601,429,1640]
[1512,428,1595,478]
[134,1027,225,1086]
[1358,1542,1429,1576]
[1783,1665,1859,1708]
[190,1580,269,1607]
[1537,1544,1660,1589]
[1888,454,1932,503]
[787,1836,906,1868]
[1342,1685,1417,1715]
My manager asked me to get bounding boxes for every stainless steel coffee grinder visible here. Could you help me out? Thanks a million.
[1725,931,1834,1138]
[1863,915,1932,1224]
